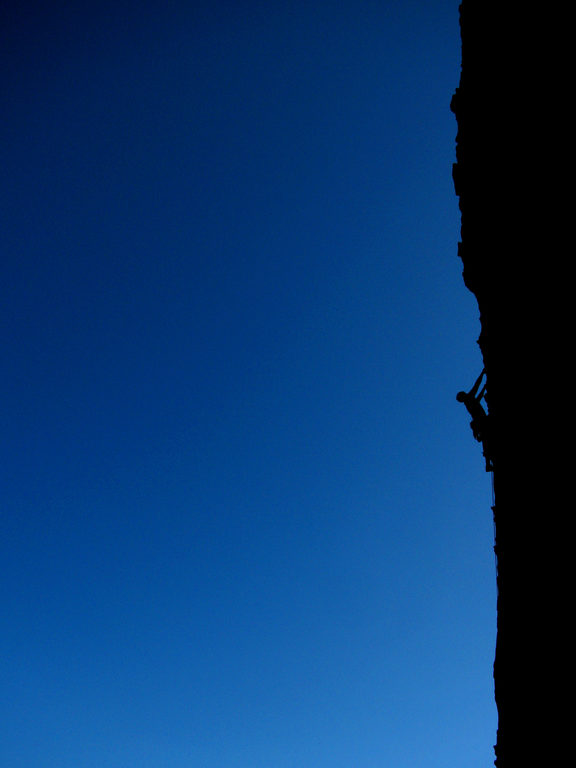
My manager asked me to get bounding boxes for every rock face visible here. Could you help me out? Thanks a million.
[451,3,572,766]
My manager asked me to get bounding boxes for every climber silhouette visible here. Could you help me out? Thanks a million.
[457,368,493,471]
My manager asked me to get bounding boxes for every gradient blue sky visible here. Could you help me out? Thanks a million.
[1,2,497,766]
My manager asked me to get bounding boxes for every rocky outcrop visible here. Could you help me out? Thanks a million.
[451,3,572,766]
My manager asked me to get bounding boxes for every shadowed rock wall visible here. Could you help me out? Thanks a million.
[451,3,572,766]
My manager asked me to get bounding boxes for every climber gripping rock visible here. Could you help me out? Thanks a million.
[457,368,494,472]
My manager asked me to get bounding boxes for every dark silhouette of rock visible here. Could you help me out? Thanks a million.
[451,3,573,766]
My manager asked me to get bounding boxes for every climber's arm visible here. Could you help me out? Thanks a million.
[469,368,486,398]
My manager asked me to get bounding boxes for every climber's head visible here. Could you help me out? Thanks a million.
[456,391,467,402]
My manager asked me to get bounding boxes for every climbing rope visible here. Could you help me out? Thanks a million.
[490,471,498,592]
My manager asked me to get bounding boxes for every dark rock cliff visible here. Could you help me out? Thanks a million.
[451,3,572,766]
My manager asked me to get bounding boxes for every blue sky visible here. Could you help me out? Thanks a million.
[1,1,497,766]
